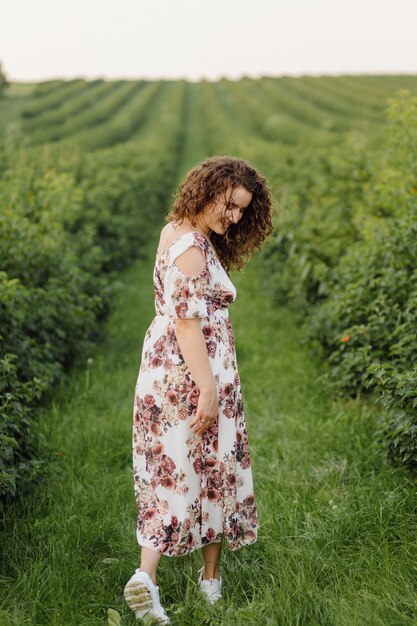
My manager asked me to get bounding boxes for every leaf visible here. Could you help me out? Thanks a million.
[107,607,122,626]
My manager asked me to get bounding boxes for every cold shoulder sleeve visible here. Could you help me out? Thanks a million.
[163,233,212,319]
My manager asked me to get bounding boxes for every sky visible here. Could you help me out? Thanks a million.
[1,0,416,82]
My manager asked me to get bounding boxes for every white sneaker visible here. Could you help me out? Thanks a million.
[124,569,170,624]
[197,565,222,604]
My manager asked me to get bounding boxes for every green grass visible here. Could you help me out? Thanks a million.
[1,228,417,625]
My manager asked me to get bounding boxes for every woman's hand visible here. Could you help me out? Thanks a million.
[190,385,218,436]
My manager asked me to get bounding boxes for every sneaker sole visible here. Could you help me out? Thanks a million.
[123,578,152,617]
[124,578,170,624]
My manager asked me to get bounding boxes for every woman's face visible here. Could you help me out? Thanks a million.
[202,185,252,235]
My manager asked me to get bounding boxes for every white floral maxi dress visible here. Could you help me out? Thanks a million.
[131,230,259,557]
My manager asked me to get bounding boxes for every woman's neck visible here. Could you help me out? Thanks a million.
[172,219,212,240]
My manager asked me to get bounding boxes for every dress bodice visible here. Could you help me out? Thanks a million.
[153,231,237,318]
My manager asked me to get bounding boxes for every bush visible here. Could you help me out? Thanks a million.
[262,90,417,470]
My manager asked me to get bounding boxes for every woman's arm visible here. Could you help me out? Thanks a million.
[175,318,218,435]
[172,244,218,434]
[174,318,216,393]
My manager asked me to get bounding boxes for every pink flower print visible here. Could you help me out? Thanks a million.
[188,387,200,407]
[208,470,222,490]
[150,422,161,436]
[144,507,158,520]
[133,407,140,425]
[152,442,164,456]
[166,325,175,338]
[179,379,190,394]
[161,475,175,489]
[223,399,235,419]
[153,337,165,353]
[202,324,215,339]
[208,421,218,436]
[150,355,162,368]
[206,527,216,542]
[244,494,255,506]
[144,394,156,408]
[241,454,251,469]
[207,488,221,503]
[171,341,181,356]
[207,340,217,358]
[142,408,152,423]
[240,444,250,469]
[175,301,189,317]
[178,405,189,420]
[221,383,233,398]
[160,455,176,474]
[167,389,178,405]
[180,285,191,299]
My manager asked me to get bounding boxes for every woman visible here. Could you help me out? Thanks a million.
[124,156,273,624]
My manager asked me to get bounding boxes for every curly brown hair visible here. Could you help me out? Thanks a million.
[165,156,274,273]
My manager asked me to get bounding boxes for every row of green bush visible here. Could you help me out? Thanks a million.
[261,90,417,470]
[0,81,186,502]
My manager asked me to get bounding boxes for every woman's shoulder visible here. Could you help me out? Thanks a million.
[157,222,178,256]
[158,222,205,254]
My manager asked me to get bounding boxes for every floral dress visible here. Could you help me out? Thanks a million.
[131,230,259,556]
